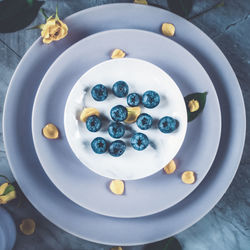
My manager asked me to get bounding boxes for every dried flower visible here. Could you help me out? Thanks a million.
[41,16,68,44]
[0,182,16,204]
[0,182,8,195]
[134,0,148,4]
[109,180,125,195]
[124,106,141,124]
[188,99,200,112]
[164,160,176,174]
[111,49,126,59]
[181,171,196,184]
[80,107,100,122]
[34,7,68,44]
[161,23,175,37]
[42,123,59,139]
[19,219,36,235]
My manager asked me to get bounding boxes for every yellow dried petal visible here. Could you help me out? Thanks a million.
[124,106,141,124]
[43,37,53,44]
[42,123,59,139]
[181,171,196,184]
[0,183,9,195]
[41,28,50,38]
[46,19,57,26]
[80,107,100,122]
[161,23,175,37]
[0,190,16,204]
[111,49,126,59]
[188,99,200,112]
[164,160,176,174]
[19,219,36,235]
[109,180,124,195]
[110,247,123,250]
[134,0,148,4]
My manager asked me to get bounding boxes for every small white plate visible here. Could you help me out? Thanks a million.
[64,58,187,180]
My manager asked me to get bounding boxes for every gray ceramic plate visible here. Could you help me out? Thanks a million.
[0,207,16,250]
[32,29,221,218]
[3,4,245,245]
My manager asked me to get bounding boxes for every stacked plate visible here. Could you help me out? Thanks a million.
[0,207,16,250]
[3,3,245,246]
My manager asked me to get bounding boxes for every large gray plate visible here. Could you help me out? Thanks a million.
[3,3,245,245]
[31,29,221,218]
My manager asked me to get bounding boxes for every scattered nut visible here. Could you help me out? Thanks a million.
[124,106,141,124]
[134,0,148,4]
[109,180,125,195]
[110,247,123,250]
[188,99,200,112]
[161,23,175,37]
[181,171,196,184]
[19,219,36,235]
[164,160,176,174]
[111,49,126,59]
[80,107,100,122]
[42,123,59,139]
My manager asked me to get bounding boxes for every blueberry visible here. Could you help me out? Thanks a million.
[112,81,129,98]
[136,113,153,130]
[91,137,107,154]
[108,122,125,139]
[142,90,160,108]
[130,133,149,151]
[108,140,126,157]
[158,116,178,133]
[91,84,108,101]
[127,93,141,107]
[86,115,102,132]
[110,105,128,122]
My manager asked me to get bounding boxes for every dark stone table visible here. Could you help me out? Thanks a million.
[0,1,249,249]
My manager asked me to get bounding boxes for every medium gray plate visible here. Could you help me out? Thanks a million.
[0,207,16,250]
[32,29,221,218]
[3,3,245,245]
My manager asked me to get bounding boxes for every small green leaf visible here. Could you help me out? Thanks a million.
[2,184,15,196]
[163,237,182,250]
[167,0,193,18]
[26,0,33,6]
[144,237,182,250]
[40,8,48,20]
[0,175,10,183]
[0,0,44,33]
[185,92,208,122]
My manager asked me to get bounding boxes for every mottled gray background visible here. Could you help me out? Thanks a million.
[0,0,249,249]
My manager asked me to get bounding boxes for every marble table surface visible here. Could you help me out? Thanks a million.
[0,0,249,249]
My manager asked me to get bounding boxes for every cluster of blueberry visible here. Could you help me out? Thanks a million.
[86,81,178,157]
